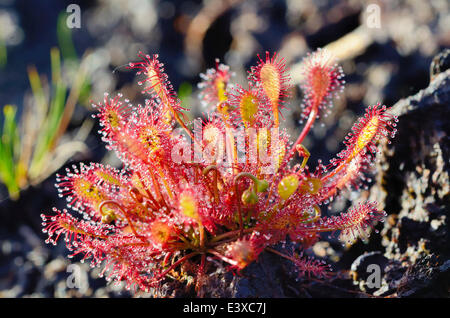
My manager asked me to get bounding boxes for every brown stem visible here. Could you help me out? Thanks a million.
[199,221,206,249]
[265,246,295,262]
[157,252,199,280]
[209,227,255,243]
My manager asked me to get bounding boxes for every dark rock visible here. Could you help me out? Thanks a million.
[430,49,450,81]
[196,245,368,298]
[365,52,450,297]
[397,255,449,297]
[198,249,291,298]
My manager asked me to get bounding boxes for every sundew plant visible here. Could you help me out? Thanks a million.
[41,48,397,293]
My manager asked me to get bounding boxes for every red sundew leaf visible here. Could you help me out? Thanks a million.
[299,48,344,122]
[93,93,133,141]
[312,201,386,245]
[192,113,228,166]
[99,248,161,292]
[225,232,268,270]
[249,51,292,126]
[291,252,331,279]
[55,163,124,218]
[322,103,398,187]
[67,235,110,268]
[338,103,398,164]
[41,208,113,250]
[175,184,223,234]
[128,52,187,120]
[227,84,272,129]
[99,102,177,172]
[319,154,366,203]
[198,59,233,111]
[337,202,386,245]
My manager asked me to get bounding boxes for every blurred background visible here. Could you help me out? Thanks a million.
[0,0,448,297]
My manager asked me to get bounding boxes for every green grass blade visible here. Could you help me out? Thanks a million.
[57,12,77,61]
[29,48,67,178]
[27,65,48,118]
[0,105,20,198]
[0,39,6,69]
[57,11,91,105]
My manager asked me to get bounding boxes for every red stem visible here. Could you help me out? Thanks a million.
[265,106,318,208]
[207,249,238,266]
[285,106,318,164]
[234,181,244,238]
[233,172,258,238]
